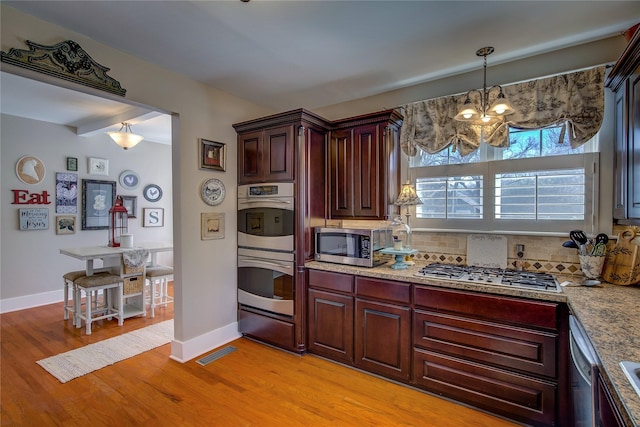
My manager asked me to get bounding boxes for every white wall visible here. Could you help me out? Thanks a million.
[1,4,272,362]
[1,114,173,303]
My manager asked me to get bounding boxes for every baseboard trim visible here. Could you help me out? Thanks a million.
[1,290,63,314]
[169,321,241,363]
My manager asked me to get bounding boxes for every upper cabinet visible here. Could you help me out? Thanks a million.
[329,110,403,220]
[606,27,640,224]
[237,125,295,184]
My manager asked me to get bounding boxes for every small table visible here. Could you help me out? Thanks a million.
[380,247,418,270]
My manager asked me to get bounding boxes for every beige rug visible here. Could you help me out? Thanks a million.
[37,320,173,383]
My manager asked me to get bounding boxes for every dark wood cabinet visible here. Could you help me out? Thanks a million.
[607,29,640,224]
[237,124,295,184]
[597,372,626,427]
[329,110,402,220]
[412,286,565,427]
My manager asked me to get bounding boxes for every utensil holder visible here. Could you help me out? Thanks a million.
[579,255,605,279]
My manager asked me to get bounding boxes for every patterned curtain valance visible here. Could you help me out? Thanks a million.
[399,66,605,157]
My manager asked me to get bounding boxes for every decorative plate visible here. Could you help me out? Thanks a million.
[143,184,163,202]
[16,155,46,184]
[200,178,225,206]
[119,170,140,190]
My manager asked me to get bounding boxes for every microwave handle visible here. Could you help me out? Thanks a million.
[238,199,292,205]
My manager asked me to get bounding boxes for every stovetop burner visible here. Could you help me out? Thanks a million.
[415,263,559,292]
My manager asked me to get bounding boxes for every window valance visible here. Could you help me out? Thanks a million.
[399,66,605,157]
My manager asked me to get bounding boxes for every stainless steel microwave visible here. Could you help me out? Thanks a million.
[314,227,392,267]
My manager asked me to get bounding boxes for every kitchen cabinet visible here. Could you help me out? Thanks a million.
[329,110,402,220]
[354,277,411,382]
[237,125,295,184]
[597,372,626,427]
[412,286,567,427]
[607,28,640,224]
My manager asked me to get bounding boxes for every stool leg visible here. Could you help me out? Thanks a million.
[150,279,157,318]
[116,283,124,326]
[63,280,69,320]
[85,289,92,335]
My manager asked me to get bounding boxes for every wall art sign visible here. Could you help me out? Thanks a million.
[55,172,78,214]
[66,157,78,172]
[119,170,140,190]
[55,215,76,235]
[19,208,49,230]
[143,208,164,227]
[11,189,51,205]
[88,157,109,176]
[199,139,226,171]
[16,156,46,184]
[201,212,225,240]
[81,179,116,230]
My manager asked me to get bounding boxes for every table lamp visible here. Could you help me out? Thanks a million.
[392,181,423,251]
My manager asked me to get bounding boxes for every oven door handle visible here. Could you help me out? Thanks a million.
[238,199,292,205]
[238,257,293,275]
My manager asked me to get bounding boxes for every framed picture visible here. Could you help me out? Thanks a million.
[121,195,137,218]
[143,208,164,227]
[18,208,49,230]
[201,212,225,240]
[66,157,78,172]
[55,215,76,235]
[119,170,140,190]
[55,172,78,214]
[88,157,109,175]
[199,139,226,171]
[81,179,116,230]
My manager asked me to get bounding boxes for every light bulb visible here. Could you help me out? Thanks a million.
[481,115,491,123]
[463,113,473,119]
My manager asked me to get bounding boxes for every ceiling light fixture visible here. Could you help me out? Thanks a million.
[454,47,515,126]
[108,122,144,150]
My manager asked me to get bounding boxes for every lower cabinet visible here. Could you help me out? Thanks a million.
[308,288,354,364]
[597,372,626,427]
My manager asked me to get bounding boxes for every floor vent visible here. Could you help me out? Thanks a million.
[196,346,237,366]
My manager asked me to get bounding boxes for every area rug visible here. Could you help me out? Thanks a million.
[37,320,173,383]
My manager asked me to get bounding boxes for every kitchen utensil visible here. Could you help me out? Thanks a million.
[562,240,579,249]
[602,227,640,285]
[569,230,588,255]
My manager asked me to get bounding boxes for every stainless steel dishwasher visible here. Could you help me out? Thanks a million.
[569,315,600,427]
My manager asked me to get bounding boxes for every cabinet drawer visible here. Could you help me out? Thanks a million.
[413,348,556,426]
[238,309,295,352]
[414,286,558,330]
[414,310,557,378]
[355,276,411,305]
[308,269,354,294]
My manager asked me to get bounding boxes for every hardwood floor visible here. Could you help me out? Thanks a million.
[1,293,520,426]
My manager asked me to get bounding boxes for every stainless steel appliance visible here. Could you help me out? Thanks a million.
[237,182,294,252]
[415,263,560,292]
[569,315,600,427]
[237,248,294,316]
[314,227,392,267]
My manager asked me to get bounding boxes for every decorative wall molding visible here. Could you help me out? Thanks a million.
[1,39,126,96]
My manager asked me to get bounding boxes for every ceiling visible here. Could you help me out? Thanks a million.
[2,1,640,144]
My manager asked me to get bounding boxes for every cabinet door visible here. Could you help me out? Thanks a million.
[263,125,294,182]
[238,130,262,184]
[629,71,640,219]
[329,129,354,217]
[353,124,382,217]
[355,298,410,381]
[597,372,626,427]
[307,289,353,363]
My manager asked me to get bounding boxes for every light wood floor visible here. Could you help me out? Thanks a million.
[1,290,521,426]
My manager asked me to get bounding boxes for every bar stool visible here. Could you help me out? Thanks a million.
[145,265,173,317]
[74,274,124,335]
[63,270,86,325]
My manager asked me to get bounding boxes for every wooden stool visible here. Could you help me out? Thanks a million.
[74,274,124,335]
[63,270,86,325]
[145,266,174,317]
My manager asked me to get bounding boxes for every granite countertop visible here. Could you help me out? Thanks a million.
[305,260,640,426]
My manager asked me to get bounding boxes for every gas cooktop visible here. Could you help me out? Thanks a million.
[415,263,559,292]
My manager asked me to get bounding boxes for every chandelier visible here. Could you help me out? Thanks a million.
[454,47,515,126]
[108,122,144,150]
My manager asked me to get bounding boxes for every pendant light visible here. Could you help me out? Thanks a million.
[454,47,515,126]
[108,122,144,150]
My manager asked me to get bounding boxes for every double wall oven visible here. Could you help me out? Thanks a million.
[237,182,295,317]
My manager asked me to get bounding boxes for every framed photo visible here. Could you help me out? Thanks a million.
[18,208,49,230]
[88,157,109,175]
[66,157,78,172]
[121,195,137,218]
[81,179,116,230]
[199,139,226,171]
[143,208,164,227]
[201,212,225,240]
[119,170,140,190]
[55,215,76,235]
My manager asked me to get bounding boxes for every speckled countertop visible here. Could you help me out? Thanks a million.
[306,260,640,427]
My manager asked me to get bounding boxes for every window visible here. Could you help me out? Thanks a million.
[409,125,599,233]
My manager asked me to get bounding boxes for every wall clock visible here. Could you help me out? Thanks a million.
[119,170,140,190]
[200,178,225,206]
[143,184,163,202]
